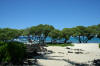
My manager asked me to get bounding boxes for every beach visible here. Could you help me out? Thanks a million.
[37,43,100,66]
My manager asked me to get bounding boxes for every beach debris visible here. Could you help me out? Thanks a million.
[93,59,100,66]
[67,48,86,54]
[66,47,71,49]
[68,51,73,53]
[75,63,89,66]
[75,51,83,54]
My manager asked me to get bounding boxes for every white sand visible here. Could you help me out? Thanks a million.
[37,43,100,66]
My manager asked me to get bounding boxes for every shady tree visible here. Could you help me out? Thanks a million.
[36,24,54,43]
[61,28,74,43]
[72,26,96,43]
[22,24,54,44]
[48,29,60,43]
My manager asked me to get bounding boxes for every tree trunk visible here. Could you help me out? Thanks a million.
[64,39,67,43]
[85,39,88,43]
[83,36,84,43]
[38,36,40,44]
[79,36,81,43]
[28,35,32,43]
[51,39,52,44]
[43,37,46,44]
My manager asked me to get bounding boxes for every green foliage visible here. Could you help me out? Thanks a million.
[97,34,100,38]
[47,43,74,47]
[29,26,37,36]
[42,24,54,38]
[0,41,26,64]
[21,24,100,43]
[72,26,96,43]
[72,26,86,36]
[99,44,100,48]
[0,28,21,41]
[23,24,54,37]
[35,24,54,37]
[0,24,100,43]
[22,24,55,43]
[61,28,74,43]
[49,29,60,40]
[96,24,100,39]
[22,27,32,36]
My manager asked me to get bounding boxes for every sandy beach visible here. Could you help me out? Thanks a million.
[37,43,100,66]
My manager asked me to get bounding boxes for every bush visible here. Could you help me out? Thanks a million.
[0,41,26,64]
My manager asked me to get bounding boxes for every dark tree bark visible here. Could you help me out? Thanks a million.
[79,36,81,43]
[82,36,85,43]
[28,35,32,43]
[64,39,67,43]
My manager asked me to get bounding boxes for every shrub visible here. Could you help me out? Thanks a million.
[0,41,26,64]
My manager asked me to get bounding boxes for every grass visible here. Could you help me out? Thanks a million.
[47,43,74,47]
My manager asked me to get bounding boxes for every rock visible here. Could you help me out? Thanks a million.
[68,51,73,53]
[75,51,83,54]
[93,59,100,66]
[66,47,70,49]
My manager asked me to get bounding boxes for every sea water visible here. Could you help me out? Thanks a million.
[15,36,100,43]
[46,37,100,43]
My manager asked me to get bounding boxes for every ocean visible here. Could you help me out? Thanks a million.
[15,36,100,43]
[46,37,100,43]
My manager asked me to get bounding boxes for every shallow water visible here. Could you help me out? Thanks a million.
[15,36,100,43]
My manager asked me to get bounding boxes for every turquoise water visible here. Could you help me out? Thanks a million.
[16,36,100,43]
[46,37,100,43]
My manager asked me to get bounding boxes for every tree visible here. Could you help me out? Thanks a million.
[84,26,97,43]
[0,28,21,42]
[29,24,54,43]
[61,28,73,43]
[42,24,54,40]
[22,24,54,43]
[29,26,37,36]
[72,26,96,43]
[96,24,100,39]
[36,24,54,40]
[72,26,87,43]
[48,29,60,43]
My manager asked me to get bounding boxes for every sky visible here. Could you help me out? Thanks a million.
[0,0,100,30]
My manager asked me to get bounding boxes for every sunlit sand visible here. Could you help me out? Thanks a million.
[37,43,100,66]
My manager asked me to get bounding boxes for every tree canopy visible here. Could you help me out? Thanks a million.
[0,24,100,43]
[61,28,74,43]
[72,26,97,43]
[0,28,21,41]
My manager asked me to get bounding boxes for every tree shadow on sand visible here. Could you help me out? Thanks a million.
[28,50,100,66]
[35,50,100,66]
